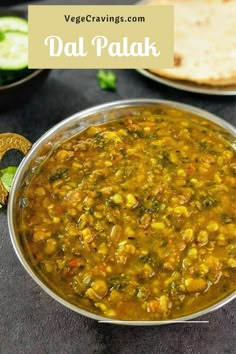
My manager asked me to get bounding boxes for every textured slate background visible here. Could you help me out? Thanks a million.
[0,1,236,353]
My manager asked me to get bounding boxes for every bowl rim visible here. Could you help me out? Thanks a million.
[0,69,47,91]
[8,99,236,325]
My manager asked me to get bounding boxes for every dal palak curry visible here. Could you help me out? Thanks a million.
[19,107,236,320]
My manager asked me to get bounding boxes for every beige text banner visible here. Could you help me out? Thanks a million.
[28,5,173,69]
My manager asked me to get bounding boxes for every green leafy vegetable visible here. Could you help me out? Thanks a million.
[221,213,233,224]
[97,70,117,91]
[139,254,153,264]
[0,31,5,41]
[136,286,149,300]
[202,195,217,208]
[108,276,127,290]
[0,166,17,193]
[158,151,176,167]
[48,168,68,182]
[138,198,164,216]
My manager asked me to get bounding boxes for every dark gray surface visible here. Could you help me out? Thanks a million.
[1,1,236,354]
[1,1,34,5]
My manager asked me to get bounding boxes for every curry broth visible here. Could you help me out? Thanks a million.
[19,108,236,320]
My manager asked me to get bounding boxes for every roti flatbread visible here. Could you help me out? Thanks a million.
[148,0,236,86]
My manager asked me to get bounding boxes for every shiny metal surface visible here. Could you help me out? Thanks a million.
[8,99,236,325]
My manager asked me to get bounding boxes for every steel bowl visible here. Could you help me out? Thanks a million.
[8,99,236,325]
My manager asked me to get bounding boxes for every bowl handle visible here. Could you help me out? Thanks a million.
[0,133,32,206]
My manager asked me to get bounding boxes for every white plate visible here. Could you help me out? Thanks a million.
[137,69,236,96]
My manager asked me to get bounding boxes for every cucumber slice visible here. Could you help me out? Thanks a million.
[0,31,28,70]
[0,16,28,33]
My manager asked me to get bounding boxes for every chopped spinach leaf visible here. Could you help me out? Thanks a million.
[202,196,217,208]
[108,276,127,290]
[48,168,68,182]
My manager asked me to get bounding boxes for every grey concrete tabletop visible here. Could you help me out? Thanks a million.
[0,1,236,353]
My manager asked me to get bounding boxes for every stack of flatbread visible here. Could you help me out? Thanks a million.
[148,0,236,86]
